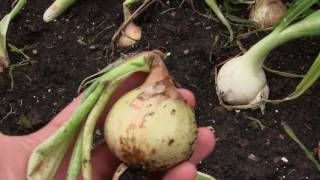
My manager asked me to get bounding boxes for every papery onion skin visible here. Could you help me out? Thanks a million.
[249,0,287,28]
[104,56,197,171]
[117,23,142,47]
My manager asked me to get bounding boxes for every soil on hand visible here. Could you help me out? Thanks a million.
[0,0,319,179]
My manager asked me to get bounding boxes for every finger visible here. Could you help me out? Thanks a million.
[162,162,197,180]
[177,89,196,108]
[91,144,120,180]
[189,127,216,164]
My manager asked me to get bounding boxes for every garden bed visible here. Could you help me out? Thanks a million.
[0,0,319,179]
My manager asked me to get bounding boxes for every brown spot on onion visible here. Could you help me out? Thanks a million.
[168,139,175,146]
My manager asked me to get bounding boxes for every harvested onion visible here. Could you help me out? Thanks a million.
[249,0,287,28]
[104,52,197,171]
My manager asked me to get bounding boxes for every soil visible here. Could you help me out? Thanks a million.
[1,0,320,179]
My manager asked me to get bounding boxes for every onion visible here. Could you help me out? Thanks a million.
[117,22,142,47]
[216,2,320,111]
[104,53,197,171]
[216,55,269,109]
[249,0,287,28]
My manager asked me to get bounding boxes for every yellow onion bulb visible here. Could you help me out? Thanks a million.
[249,0,287,28]
[104,55,197,171]
[117,22,142,47]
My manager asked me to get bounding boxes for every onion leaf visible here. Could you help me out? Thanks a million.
[282,121,320,172]
[43,0,78,22]
[270,52,320,103]
[204,0,234,42]
[275,0,318,32]
[196,171,216,180]
[0,0,26,71]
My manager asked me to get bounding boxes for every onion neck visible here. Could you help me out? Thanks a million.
[244,30,282,68]
[142,52,180,99]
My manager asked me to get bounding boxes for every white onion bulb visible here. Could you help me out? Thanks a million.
[216,55,270,109]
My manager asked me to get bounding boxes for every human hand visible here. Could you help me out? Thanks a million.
[0,72,216,180]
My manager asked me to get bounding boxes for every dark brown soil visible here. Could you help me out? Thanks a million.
[1,0,320,179]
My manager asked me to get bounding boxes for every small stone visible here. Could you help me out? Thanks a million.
[89,45,97,50]
[279,134,285,140]
[273,156,281,163]
[183,49,190,55]
[95,129,102,136]
[170,12,176,18]
[281,157,289,163]
[32,49,38,54]
[248,154,258,162]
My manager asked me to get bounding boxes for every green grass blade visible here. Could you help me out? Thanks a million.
[275,0,318,32]
[281,121,320,172]
[204,0,234,42]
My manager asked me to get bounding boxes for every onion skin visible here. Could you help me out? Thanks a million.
[104,53,197,171]
[249,0,287,28]
[117,23,142,48]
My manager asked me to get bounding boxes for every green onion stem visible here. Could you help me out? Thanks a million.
[282,121,320,172]
[204,0,234,42]
[0,0,27,69]
[275,0,318,32]
[27,83,105,180]
[27,54,153,180]
[43,0,78,22]
[82,84,121,180]
[66,129,84,180]
[245,10,320,67]
[278,11,320,44]
[9,0,27,20]
[196,171,216,180]
[123,0,143,8]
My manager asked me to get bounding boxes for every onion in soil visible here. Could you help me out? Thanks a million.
[249,0,287,28]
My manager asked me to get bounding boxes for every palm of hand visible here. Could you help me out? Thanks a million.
[0,74,215,180]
